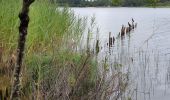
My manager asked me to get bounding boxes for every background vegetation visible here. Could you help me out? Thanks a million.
[54,0,170,7]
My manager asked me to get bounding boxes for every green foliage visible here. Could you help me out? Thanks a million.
[55,0,170,7]
[146,0,160,7]
[112,0,124,6]
[0,0,85,54]
[0,0,20,52]
[156,1,170,7]
[28,1,82,52]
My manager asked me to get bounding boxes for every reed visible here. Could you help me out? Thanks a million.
[0,0,130,100]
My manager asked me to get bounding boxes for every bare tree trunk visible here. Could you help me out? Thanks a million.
[10,0,34,99]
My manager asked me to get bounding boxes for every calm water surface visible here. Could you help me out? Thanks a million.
[72,7,170,100]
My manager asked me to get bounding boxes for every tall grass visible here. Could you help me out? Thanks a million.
[0,0,86,98]
[0,0,128,100]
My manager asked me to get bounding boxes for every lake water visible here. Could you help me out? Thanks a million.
[72,8,170,100]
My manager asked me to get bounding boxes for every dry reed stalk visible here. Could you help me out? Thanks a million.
[69,55,90,97]
[0,47,3,62]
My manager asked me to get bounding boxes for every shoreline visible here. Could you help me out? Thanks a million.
[69,6,170,8]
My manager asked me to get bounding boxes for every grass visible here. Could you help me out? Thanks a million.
[0,0,87,99]
[0,0,129,100]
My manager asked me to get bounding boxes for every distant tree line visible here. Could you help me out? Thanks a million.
[54,0,112,7]
[52,0,170,7]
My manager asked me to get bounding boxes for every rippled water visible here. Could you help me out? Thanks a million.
[72,7,170,100]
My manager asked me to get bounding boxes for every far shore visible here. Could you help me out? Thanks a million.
[58,2,170,8]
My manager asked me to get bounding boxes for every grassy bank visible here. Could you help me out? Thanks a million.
[0,0,128,100]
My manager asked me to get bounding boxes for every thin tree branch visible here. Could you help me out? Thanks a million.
[10,0,35,99]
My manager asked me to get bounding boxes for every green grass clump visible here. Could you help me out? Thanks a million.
[0,0,97,99]
[0,0,20,53]
[0,0,85,54]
